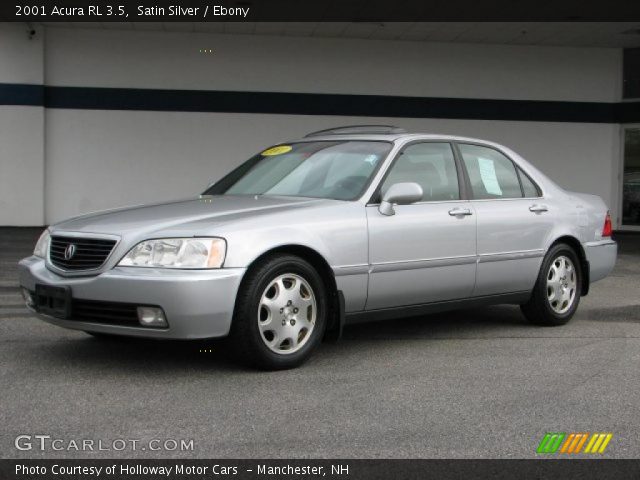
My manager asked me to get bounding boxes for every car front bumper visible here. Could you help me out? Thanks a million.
[584,239,617,283]
[18,256,245,339]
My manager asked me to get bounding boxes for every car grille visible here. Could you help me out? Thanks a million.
[72,299,140,326]
[49,236,117,271]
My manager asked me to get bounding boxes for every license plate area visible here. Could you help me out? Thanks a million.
[35,284,71,319]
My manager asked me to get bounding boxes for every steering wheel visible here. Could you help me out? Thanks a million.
[331,176,367,199]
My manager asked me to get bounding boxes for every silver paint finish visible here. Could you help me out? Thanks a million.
[378,182,423,216]
[471,198,553,296]
[584,239,618,282]
[17,132,618,339]
[365,200,476,309]
[19,255,244,338]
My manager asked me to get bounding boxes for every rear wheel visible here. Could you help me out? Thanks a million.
[521,243,582,326]
[230,254,328,370]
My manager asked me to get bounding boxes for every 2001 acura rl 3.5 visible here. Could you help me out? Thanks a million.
[19,125,617,369]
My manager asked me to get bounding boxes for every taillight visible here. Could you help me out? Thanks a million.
[602,211,612,237]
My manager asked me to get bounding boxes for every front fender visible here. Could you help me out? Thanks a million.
[217,202,370,312]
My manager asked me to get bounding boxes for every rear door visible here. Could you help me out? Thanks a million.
[456,143,553,296]
[366,142,477,310]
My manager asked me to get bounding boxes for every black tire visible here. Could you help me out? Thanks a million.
[229,254,328,370]
[521,243,582,326]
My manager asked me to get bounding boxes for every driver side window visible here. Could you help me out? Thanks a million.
[381,143,460,202]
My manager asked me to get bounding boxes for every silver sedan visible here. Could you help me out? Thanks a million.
[19,126,617,369]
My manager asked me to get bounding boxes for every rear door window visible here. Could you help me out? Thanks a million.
[458,144,523,199]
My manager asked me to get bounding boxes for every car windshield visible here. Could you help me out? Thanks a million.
[204,141,392,200]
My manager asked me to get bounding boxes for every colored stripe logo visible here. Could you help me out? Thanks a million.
[537,432,612,454]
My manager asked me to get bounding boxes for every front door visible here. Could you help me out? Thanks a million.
[366,142,477,310]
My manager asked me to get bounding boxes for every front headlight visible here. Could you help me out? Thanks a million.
[33,229,50,258]
[118,238,226,269]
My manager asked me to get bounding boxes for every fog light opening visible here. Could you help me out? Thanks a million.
[136,307,168,327]
[21,288,34,308]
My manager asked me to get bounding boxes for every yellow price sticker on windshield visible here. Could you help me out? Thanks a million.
[261,145,292,156]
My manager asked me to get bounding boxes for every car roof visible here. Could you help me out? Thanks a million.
[288,132,503,146]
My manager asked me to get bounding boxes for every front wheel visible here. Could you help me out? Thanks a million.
[521,243,582,326]
[230,254,328,370]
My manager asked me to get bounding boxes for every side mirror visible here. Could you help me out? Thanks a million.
[379,182,423,216]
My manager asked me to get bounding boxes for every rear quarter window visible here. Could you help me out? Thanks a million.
[518,167,541,198]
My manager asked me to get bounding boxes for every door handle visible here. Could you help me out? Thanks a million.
[529,204,548,213]
[448,208,472,216]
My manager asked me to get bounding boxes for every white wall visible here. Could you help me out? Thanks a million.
[0,25,625,225]
[0,24,45,225]
[46,28,620,101]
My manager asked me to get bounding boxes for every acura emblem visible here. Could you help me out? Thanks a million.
[64,244,77,260]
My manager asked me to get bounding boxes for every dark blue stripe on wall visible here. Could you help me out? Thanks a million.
[616,102,640,123]
[1,83,639,123]
[0,84,43,106]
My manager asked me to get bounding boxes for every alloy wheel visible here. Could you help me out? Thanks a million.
[546,255,577,314]
[257,273,317,354]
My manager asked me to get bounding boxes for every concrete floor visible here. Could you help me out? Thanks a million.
[1,228,639,459]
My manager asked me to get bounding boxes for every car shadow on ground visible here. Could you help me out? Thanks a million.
[21,305,534,375]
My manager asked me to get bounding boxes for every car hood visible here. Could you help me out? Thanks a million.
[51,195,327,237]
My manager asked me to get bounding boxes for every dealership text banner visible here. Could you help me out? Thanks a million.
[4,460,640,480]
